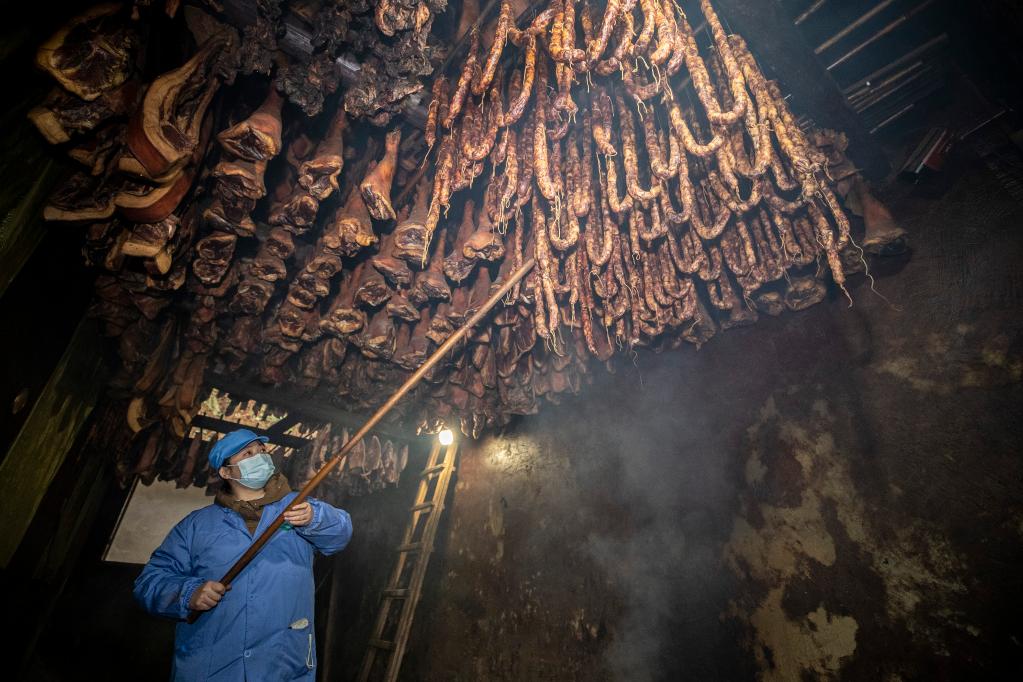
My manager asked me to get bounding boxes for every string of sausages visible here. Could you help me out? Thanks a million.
[400,0,851,372]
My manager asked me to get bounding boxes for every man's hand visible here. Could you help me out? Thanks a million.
[189,581,228,612]
[283,501,313,527]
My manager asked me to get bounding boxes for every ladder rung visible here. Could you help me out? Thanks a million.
[358,443,458,682]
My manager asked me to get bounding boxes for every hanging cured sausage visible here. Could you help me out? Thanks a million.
[32,0,890,478]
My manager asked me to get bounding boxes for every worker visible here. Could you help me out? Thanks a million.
[133,427,352,681]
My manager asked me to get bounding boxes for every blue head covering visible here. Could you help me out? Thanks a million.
[208,428,270,469]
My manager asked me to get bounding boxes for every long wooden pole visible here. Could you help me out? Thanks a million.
[186,257,536,623]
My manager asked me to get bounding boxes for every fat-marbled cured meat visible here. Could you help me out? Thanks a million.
[46,0,866,453]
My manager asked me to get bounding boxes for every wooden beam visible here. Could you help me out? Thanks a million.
[0,318,107,567]
[0,158,65,299]
[191,414,310,449]
[0,53,68,298]
[8,406,115,679]
[208,375,418,442]
[711,0,891,180]
[265,412,302,438]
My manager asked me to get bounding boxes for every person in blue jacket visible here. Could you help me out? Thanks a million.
[134,427,353,681]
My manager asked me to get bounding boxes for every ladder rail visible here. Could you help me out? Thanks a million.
[383,443,457,681]
[389,442,442,592]
[357,441,459,682]
[359,440,442,679]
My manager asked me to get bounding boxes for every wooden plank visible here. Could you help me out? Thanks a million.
[34,448,109,582]
[0,158,63,299]
[0,67,66,298]
[0,318,107,567]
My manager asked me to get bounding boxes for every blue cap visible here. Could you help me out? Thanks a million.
[208,428,269,470]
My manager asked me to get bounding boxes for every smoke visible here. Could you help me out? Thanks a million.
[563,351,741,680]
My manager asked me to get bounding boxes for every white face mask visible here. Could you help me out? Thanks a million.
[224,452,276,489]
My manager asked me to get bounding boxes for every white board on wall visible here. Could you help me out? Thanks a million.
[103,478,213,564]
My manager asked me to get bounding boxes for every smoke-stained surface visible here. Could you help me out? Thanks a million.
[394,158,1023,681]
[39,138,1018,682]
[22,158,1023,682]
[402,357,760,680]
[572,357,748,680]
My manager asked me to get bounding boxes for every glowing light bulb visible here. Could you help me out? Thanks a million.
[438,428,454,445]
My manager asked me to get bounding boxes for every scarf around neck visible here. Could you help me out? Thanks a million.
[214,472,292,534]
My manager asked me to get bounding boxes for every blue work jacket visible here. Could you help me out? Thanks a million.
[133,492,352,681]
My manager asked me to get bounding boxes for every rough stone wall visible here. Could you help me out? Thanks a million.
[399,159,1023,680]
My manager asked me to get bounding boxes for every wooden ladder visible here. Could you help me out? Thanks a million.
[357,440,459,682]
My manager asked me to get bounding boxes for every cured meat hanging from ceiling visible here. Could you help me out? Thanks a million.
[31,0,889,485]
[121,388,413,500]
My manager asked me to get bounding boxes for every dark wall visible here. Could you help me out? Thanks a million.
[15,445,171,680]
[0,0,92,456]
[393,155,1023,680]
